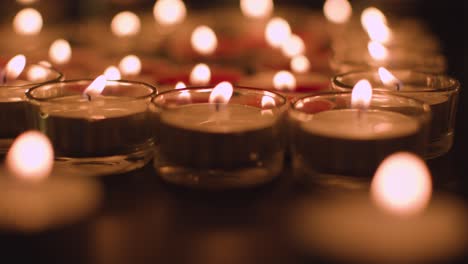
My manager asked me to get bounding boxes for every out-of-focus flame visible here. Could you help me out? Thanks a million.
[6,131,53,182]
[3,54,27,82]
[104,66,121,81]
[190,63,211,85]
[371,152,432,216]
[265,17,291,48]
[48,39,72,65]
[119,55,142,76]
[111,11,141,37]
[291,55,310,73]
[273,70,296,91]
[83,75,107,97]
[191,25,218,56]
[16,0,38,4]
[175,81,186,89]
[261,95,276,108]
[281,34,305,58]
[368,41,388,60]
[323,0,352,24]
[153,0,186,26]
[209,82,234,104]
[27,65,47,82]
[240,0,273,19]
[351,79,372,109]
[366,22,392,43]
[378,67,402,89]
[13,8,43,35]
[38,60,52,68]
[361,7,387,30]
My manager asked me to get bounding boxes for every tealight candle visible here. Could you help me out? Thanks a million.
[0,55,62,153]
[289,81,430,178]
[332,69,460,158]
[26,78,157,176]
[289,152,468,264]
[152,83,288,189]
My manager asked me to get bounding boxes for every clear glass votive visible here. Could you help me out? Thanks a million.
[333,70,459,159]
[289,91,431,180]
[26,79,157,176]
[0,63,62,153]
[151,86,288,189]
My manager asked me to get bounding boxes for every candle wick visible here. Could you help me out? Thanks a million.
[0,69,7,84]
[396,82,400,92]
[215,103,220,112]
[84,93,92,102]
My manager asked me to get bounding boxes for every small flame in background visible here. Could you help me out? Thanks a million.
[27,65,48,82]
[6,131,54,182]
[371,152,432,216]
[281,34,305,59]
[291,55,310,74]
[191,25,218,56]
[111,11,141,37]
[49,39,72,65]
[361,7,391,43]
[265,17,291,49]
[368,41,388,61]
[209,82,234,104]
[104,66,121,81]
[153,0,186,26]
[175,81,186,89]
[119,55,142,76]
[273,70,296,91]
[13,8,43,35]
[83,75,107,97]
[378,67,403,89]
[351,79,372,110]
[190,63,211,85]
[261,95,276,108]
[3,54,27,82]
[323,0,352,24]
[240,0,273,19]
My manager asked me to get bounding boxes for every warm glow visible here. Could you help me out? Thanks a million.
[191,26,218,56]
[371,152,432,216]
[6,131,53,182]
[175,81,186,89]
[291,55,310,73]
[378,67,402,89]
[27,65,47,82]
[104,66,121,81]
[4,54,27,82]
[240,0,273,19]
[366,22,392,43]
[111,11,141,37]
[368,41,388,60]
[323,0,352,24]
[13,8,43,35]
[281,34,305,58]
[153,0,186,26]
[84,75,107,97]
[209,82,234,104]
[273,70,296,91]
[119,55,142,76]
[48,39,72,65]
[265,17,291,48]
[189,63,211,85]
[38,60,52,68]
[351,79,372,109]
[261,95,276,108]
[16,0,38,4]
[361,7,387,30]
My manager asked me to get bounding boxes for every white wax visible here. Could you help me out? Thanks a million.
[302,109,419,140]
[161,103,276,133]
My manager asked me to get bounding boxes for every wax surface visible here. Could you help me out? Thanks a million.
[302,109,419,140]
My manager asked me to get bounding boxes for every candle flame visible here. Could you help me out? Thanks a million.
[361,7,387,30]
[38,61,52,68]
[104,66,121,81]
[273,70,296,91]
[209,82,233,104]
[351,79,372,109]
[13,8,43,35]
[368,41,388,61]
[6,131,53,182]
[119,55,142,76]
[4,54,27,82]
[49,39,72,65]
[291,55,310,73]
[190,63,211,85]
[265,17,291,48]
[371,152,432,216]
[323,0,352,24]
[153,0,186,26]
[27,65,47,82]
[17,0,38,4]
[175,81,186,89]
[281,34,305,58]
[366,22,392,44]
[240,0,273,19]
[261,95,276,108]
[191,25,218,56]
[378,67,403,89]
[84,75,107,97]
[111,11,141,37]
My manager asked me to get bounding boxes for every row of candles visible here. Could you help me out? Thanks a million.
[0,0,466,263]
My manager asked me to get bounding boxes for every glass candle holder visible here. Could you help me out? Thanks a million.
[332,70,459,159]
[0,63,62,153]
[289,91,430,179]
[26,80,157,177]
[151,86,288,189]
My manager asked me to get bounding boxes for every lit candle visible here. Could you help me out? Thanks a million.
[191,25,218,56]
[240,0,273,19]
[111,11,141,38]
[153,0,186,26]
[323,0,352,24]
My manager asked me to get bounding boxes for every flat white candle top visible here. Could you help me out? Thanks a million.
[161,103,276,133]
[302,109,419,140]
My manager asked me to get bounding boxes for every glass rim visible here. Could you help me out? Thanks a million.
[0,63,63,89]
[332,70,460,93]
[26,79,158,102]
